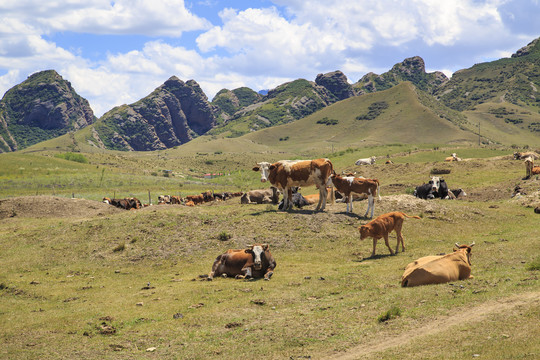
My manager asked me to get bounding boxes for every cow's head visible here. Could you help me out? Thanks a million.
[358,225,372,241]
[102,197,111,204]
[370,156,376,164]
[430,176,441,192]
[246,244,268,270]
[253,162,272,183]
[454,242,475,265]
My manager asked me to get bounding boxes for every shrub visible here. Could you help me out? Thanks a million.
[378,306,401,323]
[54,152,88,163]
[217,231,231,241]
[526,257,540,271]
[113,243,125,252]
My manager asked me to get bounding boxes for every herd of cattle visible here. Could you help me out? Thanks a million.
[102,151,535,287]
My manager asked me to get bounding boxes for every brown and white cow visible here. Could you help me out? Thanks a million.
[514,151,540,160]
[253,159,334,211]
[401,242,475,287]
[208,244,276,280]
[358,211,421,257]
[331,173,380,218]
[524,156,534,179]
[445,153,461,162]
[240,188,279,204]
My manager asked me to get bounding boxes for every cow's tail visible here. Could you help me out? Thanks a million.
[402,213,421,220]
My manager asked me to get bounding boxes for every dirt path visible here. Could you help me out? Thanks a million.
[326,291,539,360]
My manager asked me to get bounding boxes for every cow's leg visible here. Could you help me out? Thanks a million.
[364,194,374,218]
[264,268,274,280]
[395,230,405,253]
[236,266,252,279]
[208,256,223,280]
[319,186,328,211]
[346,193,353,213]
[371,238,377,257]
[383,234,395,255]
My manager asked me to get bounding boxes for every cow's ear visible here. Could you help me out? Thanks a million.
[428,180,433,184]
[252,167,259,171]
[269,165,276,170]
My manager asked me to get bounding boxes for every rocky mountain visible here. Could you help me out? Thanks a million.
[315,70,357,101]
[208,74,356,137]
[92,76,216,151]
[436,38,540,111]
[0,70,95,152]
[212,87,262,123]
[354,56,449,95]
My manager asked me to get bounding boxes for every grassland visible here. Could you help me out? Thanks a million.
[1,144,539,359]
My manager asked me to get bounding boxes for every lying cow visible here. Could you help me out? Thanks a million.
[414,177,449,199]
[170,195,182,204]
[331,173,380,218]
[278,187,309,209]
[208,244,276,280]
[355,156,376,165]
[448,188,467,200]
[358,211,421,257]
[445,153,461,162]
[514,151,540,160]
[241,188,279,204]
[401,242,475,287]
[103,197,140,210]
[158,195,171,204]
[253,158,334,211]
[185,194,205,205]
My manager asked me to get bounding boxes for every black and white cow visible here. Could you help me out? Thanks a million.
[277,187,310,209]
[414,177,449,199]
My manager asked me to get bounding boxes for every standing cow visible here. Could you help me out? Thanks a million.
[208,244,276,280]
[253,159,334,211]
[358,211,421,257]
[330,173,380,218]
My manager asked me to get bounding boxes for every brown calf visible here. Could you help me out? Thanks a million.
[358,211,421,257]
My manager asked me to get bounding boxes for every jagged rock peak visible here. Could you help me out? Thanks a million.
[512,37,540,58]
[391,56,426,75]
[315,70,356,101]
[0,69,95,152]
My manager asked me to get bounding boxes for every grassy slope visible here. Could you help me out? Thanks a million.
[0,177,538,359]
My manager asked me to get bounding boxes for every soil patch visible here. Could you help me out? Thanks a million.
[0,196,122,219]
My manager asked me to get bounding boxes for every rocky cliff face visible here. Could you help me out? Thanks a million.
[94,76,216,151]
[0,70,95,152]
[354,56,448,95]
[315,70,357,101]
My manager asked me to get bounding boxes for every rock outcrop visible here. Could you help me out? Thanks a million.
[94,76,216,151]
[0,70,95,152]
[354,56,449,95]
[315,70,356,102]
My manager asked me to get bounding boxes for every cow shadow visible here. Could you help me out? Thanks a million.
[248,208,326,216]
[335,211,372,220]
[352,253,396,262]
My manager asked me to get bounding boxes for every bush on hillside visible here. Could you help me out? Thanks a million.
[54,152,88,163]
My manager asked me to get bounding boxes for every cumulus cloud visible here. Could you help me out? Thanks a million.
[0,0,535,118]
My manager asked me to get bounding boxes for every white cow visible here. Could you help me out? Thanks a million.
[355,156,376,165]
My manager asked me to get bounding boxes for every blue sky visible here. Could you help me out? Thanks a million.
[1,0,539,116]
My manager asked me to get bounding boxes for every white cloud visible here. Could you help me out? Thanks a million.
[0,0,536,120]
[0,0,211,36]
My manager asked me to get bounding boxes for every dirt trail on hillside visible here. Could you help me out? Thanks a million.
[326,291,539,360]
